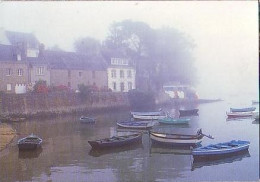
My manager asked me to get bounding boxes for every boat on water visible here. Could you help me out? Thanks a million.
[79,116,96,123]
[179,109,199,116]
[132,114,166,120]
[117,121,155,129]
[230,107,256,112]
[226,111,255,118]
[252,100,259,105]
[88,133,142,149]
[149,129,213,147]
[192,150,250,171]
[17,134,42,150]
[158,117,190,125]
[192,140,250,160]
[131,111,163,116]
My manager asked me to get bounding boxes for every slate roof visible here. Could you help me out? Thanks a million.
[5,31,39,48]
[39,50,107,71]
[0,44,16,61]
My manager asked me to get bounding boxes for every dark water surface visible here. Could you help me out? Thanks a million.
[0,99,259,182]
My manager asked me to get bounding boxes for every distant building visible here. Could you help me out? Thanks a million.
[107,58,136,92]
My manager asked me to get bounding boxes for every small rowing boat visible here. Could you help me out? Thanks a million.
[79,116,96,123]
[132,114,166,120]
[158,117,190,125]
[192,140,250,160]
[226,111,255,118]
[230,107,256,112]
[88,133,142,149]
[18,134,42,150]
[117,121,155,129]
[131,111,162,116]
[179,109,199,116]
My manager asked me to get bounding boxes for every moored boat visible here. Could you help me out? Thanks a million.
[149,129,213,147]
[80,116,96,123]
[117,121,155,129]
[252,100,259,105]
[192,140,250,160]
[18,134,42,150]
[158,117,190,125]
[133,114,166,120]
[88,133,142,149]
[131,111,162,116]
[226,111,255,118]
[230,107,256,112]
[179,109,199,116]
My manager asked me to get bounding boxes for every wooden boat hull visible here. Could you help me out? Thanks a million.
[192,140,250,160]
[226,112,254,118]
[179,109,199,116]
[117,121,154,129]
[17,134,42,150]
[18,143,41,150]
[88,134,142,149]
[230,107,256,112]
[158,117,190,125]
[150,131,203,146]
[133,114,165,120]
[80,116,96,123]
[131,111,162,116]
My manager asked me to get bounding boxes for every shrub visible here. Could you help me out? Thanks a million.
[78,84,92,101]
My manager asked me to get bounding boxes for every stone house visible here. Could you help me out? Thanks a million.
[107,58,136,92]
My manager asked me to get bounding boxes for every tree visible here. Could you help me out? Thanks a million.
[74,37,101,57]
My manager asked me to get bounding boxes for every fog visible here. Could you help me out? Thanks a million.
[0,1,258,100]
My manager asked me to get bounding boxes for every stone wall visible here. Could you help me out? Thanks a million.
[0,92,129,117]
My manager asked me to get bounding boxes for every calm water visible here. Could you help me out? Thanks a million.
[0,98,259,182]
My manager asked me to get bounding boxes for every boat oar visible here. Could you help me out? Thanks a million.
[201,133,214,139]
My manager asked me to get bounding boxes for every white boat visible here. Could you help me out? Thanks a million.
[226,111,256,118]
[133,114,166,120]
[117,121,155,129]
[131,111,163,116]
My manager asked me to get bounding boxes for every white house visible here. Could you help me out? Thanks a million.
[107,58,136,92]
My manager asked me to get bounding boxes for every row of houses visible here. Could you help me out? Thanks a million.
[0,29,136,94]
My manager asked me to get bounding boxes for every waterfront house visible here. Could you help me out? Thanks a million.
[107,58,136,92]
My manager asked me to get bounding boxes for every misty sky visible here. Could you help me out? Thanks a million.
[0,1,258,100]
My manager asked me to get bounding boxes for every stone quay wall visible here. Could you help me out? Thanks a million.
[0,92,130,117]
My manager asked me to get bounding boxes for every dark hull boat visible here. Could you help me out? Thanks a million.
[179,109,199,116]
[230,107,256,112]
[149,129,211,147]
[18,134,42,150]
[80,116,96,123]
[88,133,142,149]
[192,140,250,160]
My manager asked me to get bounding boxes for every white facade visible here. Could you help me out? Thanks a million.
[107,58,136,92]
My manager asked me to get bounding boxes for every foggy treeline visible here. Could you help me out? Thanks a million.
[72,20,197,91]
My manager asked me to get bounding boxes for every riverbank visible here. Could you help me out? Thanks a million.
[0,123,16,151]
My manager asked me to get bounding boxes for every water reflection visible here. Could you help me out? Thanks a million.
[191,150,251,171]
[89,144,143,157]
[18,147,43,159]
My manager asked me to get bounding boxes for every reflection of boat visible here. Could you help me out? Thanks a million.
[88,133,142,149]
[252,100,259,105]
[192,140,250,160]
[18,147,43,159]
[133,114,165,120]
[226,111,255,118]
[230,107,256,112]
[149,129,212,147]
[179,109,199,116]
[192,150,250,171]
[158,117,190,125]
[79,116,96,123]
[18,134,42,150]
[117,121,155,129]
[150,145,193,155]
[89,143,143,157]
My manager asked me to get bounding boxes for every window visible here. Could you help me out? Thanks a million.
[111,70,116,78]
[79,72,82,77]
[92,71,96,79]
[127,70,132,78]
[6,68,12,76]
[18,69,23,76]
[120,82,124,92]
[7,84,11,91]
[128,82,132,90]
[113,82,116,90]
[120,70,124,78]
[37,67,44,75]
